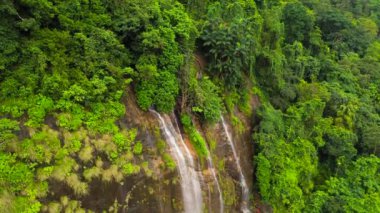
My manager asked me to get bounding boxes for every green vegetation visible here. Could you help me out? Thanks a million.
[1,0,380,212]
[201,1,261,88]
[250,1,380,212]
[180,114,209,158]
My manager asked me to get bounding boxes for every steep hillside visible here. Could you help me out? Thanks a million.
[1,0,380,212]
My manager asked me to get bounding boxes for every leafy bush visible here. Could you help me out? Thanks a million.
[25,96,54,127]
[133,1,197,112]
[133,142,143,155]
[202,1,262,88]
[56,113,83,131]
[181,114,209,157]
[192,77,223,123]
[163,154,176,171]
[0,118,19,144]
[122,163,140,176]
[0,153,34,192]
[283,2,315,44]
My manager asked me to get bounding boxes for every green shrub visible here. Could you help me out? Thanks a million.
[189,77,223,123]
[136,75,156,111]
[25,96,54,127]
[83,167,102,181]
[56,113,83,130]
[51,157,76,181]
[133,142,143,155]
[66,174,88,196]
[163,154,176,171]
[202,1,261,88]
[103,165,124,182]
[0,118,19,144]
[154,72,179,113]
[47,202,62,213]
[13,197,41,213]
[18,128,61,164]
[0,99,29,118]
[113,132,127,149]
[78,145,94,163]
[180,114,209,157]
[65,139,82,154]
[0,153,34,192]
[122,163,140,176]
[36,166,54,181]
[156,139,166,154]
[256,154,271,201]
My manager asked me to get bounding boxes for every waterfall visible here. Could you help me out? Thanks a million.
[173,112,224,213]
[172,113,224,213]
[220,116,250,213]
[151,110,203,213]
[206,155,224,213]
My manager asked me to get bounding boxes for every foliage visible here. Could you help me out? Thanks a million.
[202,0,262,88]
[0,153,40,212]
[0,119,19,145]
[133,142,143,155]
[252,0,380,212]
[163,153,177,171]
[191,77,223,122]
[181,114,209,157]
[130,1,197,112]
[306,156,380,212]
[283,2,315,44]
[0,0,380,212]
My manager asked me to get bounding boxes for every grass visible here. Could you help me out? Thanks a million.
[92,135,117,156]
[66,173,88,196]
[36,166,54,181]
[121,163,140,176]
[102,165,123,183]
[51,157,76,181]
[220,177,237,206]
[133,142,143,155]
[47,202,62,213]
[60,196,69,207]
[162,154,176,171]
[65,200,85,212]
[181,114,209,158]
[95,158,104,168]
[141,161,153,177]
[78,144,94,163]
[83,167,101,181]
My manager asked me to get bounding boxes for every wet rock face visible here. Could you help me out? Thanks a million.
[79,90,257,212]
[229,113,255,193]
[76,171,180,213]
[199,108,256,212]
[37,91,180,213]
[42,111,181,212]
[117,93,182,213]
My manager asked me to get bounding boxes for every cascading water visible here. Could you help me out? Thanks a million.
[221,116,250,213]
[172,113,224,213]
[151,110,203,213]
[206,155,224,213]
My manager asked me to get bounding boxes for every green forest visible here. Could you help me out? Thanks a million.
[0,0,379,212]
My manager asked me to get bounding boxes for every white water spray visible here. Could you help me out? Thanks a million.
[221,116,250,213]
[151,110,203,213]
[172,113,224,213]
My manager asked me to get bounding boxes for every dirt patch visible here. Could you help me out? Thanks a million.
[122,87,158,130]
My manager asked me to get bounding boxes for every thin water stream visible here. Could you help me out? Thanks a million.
[151,110,202,213]
[172,113,224,213]
[221,116,250,213]
[206,155,224,213]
